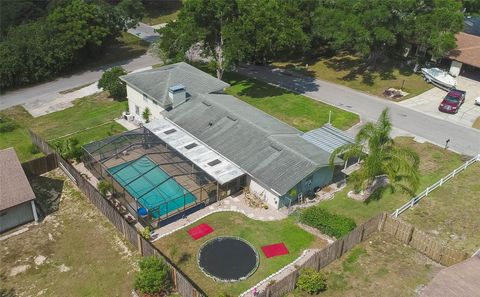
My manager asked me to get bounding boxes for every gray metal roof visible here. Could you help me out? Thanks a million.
[120,62,230,107]
[302,124,354,154]
[164,93,342,196]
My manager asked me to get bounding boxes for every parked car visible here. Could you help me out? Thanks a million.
[438,89,466,114]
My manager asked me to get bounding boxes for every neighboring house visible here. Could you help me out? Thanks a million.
[0,148,38,233]
[121,63,347,209]
[420,255,480,297]
[447,16,480,77]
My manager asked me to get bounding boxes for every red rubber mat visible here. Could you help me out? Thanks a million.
[261,243,289,258]
[187,223,214,240]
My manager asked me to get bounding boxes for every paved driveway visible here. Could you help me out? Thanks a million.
[400,76,480,128]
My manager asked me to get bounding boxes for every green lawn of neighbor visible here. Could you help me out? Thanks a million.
[142,1,182,25]
[319,137,465,224]
[224,72,360,132]
[402,163,480,254]
[0,169,140,297]
[286,232,442,297]
[154,212,327,296]
[0,92,127,162]
[274,54,432,100]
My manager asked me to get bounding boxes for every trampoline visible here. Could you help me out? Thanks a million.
[107,156,196,218]
[198,237,259,282]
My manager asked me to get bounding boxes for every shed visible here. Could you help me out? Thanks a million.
[0,148,38,233]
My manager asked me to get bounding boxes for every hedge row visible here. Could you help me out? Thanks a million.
[300,207,356,238]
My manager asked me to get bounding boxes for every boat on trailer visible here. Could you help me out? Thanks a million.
[421,67,457,90]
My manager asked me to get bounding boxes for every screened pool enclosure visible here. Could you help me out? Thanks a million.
[83,127,246,228]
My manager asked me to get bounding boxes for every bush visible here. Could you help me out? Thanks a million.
[98,180,113,197]
[0,117,18,133]
[141,226,152,240]
[29,144,41,154]
[296,268,327,294]
[300,207,356,238]
[53,138,83,162]
[134,256,171,295]
[98,66,127,100]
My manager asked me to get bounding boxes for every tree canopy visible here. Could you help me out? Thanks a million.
[0,0,144,89]
[157,0,465,72]
[330,108,420,197]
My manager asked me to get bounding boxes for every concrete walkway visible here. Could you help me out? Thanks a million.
[152,193,287,240]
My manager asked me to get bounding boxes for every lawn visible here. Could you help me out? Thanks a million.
[142,1,182,25]
[274,54,432,99]
[0,169,140,297]
[319,137,465,224]
[224,72,360,132]
[286,232,442,297]
[0,92,127,162]
[154,212,327,296]
[402,163,480,254]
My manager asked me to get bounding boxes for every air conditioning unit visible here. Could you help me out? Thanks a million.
[126,114,134,122]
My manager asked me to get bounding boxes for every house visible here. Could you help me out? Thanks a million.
[0,148,38,233]
[120,63,345,209]
[447,16,480,77]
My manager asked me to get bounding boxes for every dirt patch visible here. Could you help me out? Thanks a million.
[473,116,480,130]
[9,265,30,277]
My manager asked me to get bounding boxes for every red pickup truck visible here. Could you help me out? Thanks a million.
[438,90,466,114]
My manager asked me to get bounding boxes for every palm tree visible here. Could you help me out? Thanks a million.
[330,108,420,197]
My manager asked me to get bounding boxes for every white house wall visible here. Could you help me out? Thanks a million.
[247,177,280,209]
[127,85,165,122]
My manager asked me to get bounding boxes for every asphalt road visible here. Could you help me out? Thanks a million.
[237,65,480,157]
[0,23,161,111]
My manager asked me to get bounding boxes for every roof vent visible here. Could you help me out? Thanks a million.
[184,143,198,150]
[207,159,221,166]
[168,84,187,108]
[164,128,176,135]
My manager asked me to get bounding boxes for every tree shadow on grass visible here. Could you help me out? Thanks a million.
[28,175,65,219]
[364,186,389,204]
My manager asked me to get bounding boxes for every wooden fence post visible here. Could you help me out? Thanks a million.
[378,212,387,231]
[137,233,143,256]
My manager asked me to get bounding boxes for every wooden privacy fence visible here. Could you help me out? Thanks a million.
[28,130,205,297]
[249,212,468,297]
[392,153,480,217]
[22,153,57,176]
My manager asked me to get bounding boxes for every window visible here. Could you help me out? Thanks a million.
[164,128,176,135]
[185,143,198,150]
[135,105,140,115]
[207,159,221,166]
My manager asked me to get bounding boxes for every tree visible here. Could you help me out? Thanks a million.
[330,108,420,196]
[134,256,171,295]
[296,268,327,294]
[116,0,146,28]
[0,0,48,39]
[98,66,127,100]
[142,107,151,123]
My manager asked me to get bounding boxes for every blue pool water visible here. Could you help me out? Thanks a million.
[107,156,196,218]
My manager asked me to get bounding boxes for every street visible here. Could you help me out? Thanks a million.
[237,65,480,156]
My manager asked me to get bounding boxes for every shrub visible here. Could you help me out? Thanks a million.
[134,256,171,295]
[300,207,356,238]
[0,117,18,133]
[98,66,127,100]
[98,180,113,197]
[29,144,40,154]
[53,138,83,162]
[141,226,152,240]
[142,107,151,123]
[296,268,327,294]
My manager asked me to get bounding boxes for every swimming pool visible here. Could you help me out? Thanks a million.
[107,156,196,218]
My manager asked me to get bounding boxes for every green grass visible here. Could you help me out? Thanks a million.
[223,72,360,132]
[318,137,465,224]
[0,169,140,297]
[286,232,442,297]
[154,212,327,296]
[0,92,127,161]
[142,1,182,25]
[402,163,480,253]
[274,54,432,100]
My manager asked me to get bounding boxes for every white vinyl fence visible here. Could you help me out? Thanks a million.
[392,153,480,218]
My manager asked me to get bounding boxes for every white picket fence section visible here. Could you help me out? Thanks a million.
[392,153,480,218]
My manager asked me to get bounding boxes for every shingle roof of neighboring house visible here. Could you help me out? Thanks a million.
[448,32,480,68]
[165,93,341,195]
[120,62,230,107]
[0,148,36,211]
[420,256,480,297]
